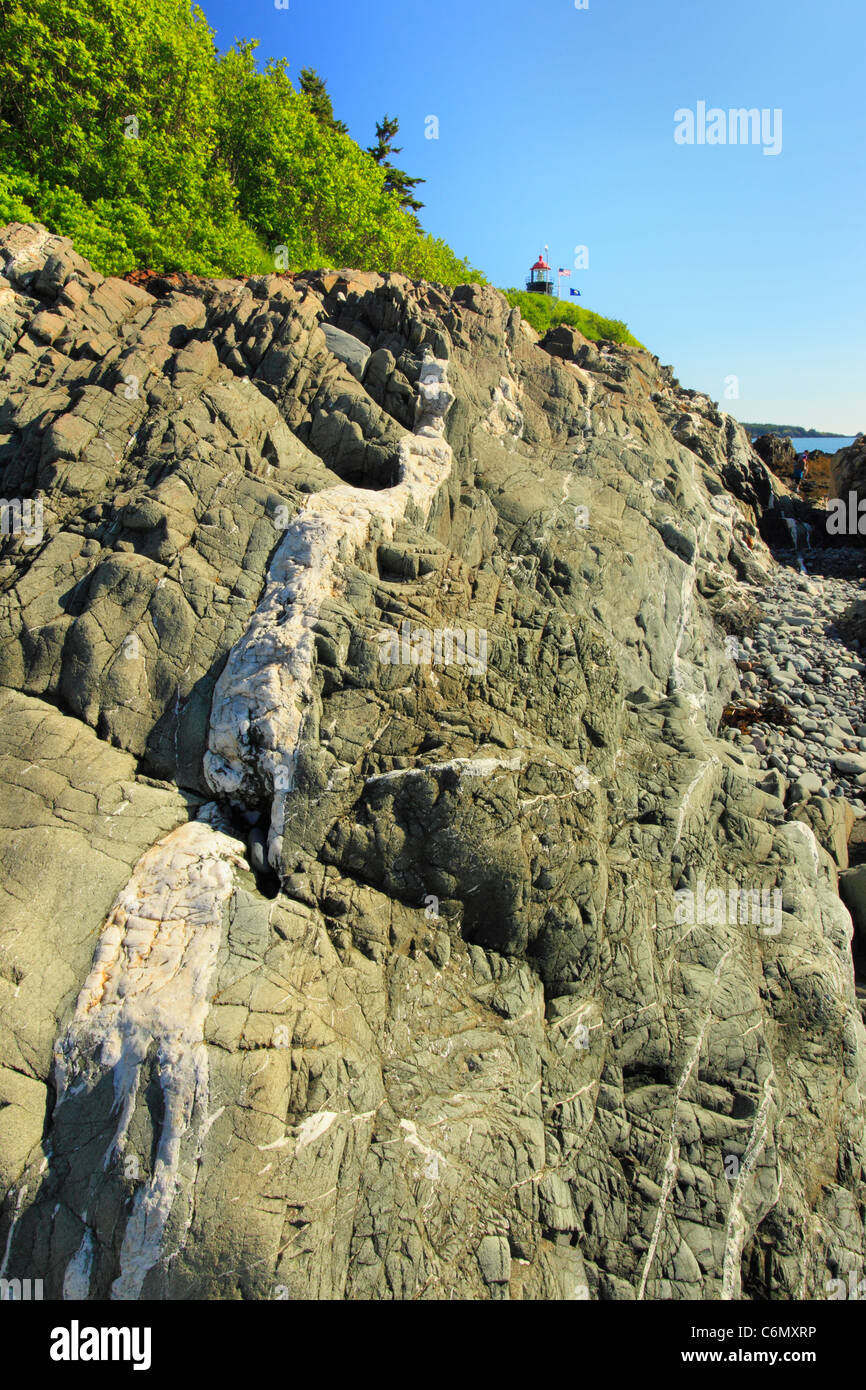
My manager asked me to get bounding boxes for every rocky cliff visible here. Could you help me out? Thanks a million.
[832,436,866,513]
[1,221,864,1302]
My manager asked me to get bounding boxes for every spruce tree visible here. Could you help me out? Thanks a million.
[298,67,348,134]
[367,114,425,218]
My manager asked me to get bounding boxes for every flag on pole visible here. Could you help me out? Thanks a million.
[570,288,581,297]
[558,268,572,276]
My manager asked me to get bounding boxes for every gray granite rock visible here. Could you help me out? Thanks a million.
[0,223,864,1303]
[321,322,372,381]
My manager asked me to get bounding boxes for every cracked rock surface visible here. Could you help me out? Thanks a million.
[1,221,865,1301]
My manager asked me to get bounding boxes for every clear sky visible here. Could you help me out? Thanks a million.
[203,0,864,434]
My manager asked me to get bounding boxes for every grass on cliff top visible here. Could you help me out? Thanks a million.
[503,290,643,348]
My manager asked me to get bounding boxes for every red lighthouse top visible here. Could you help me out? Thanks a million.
[531,254,550,271]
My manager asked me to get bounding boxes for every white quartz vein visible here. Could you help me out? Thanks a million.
[54,815,247,1300]
[203,351,455,869]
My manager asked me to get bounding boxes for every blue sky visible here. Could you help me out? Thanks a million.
[204,0,864,433]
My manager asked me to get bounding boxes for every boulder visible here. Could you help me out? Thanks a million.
[753,432,797,474]
[320,322,371,380]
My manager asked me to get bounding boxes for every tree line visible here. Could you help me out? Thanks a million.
[0,0,482,284]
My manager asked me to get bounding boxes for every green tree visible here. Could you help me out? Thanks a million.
[215,48,473,281]
[298,67,348,134]
[367,115,425,217]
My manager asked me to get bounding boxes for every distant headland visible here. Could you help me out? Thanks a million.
[740,422,849,439]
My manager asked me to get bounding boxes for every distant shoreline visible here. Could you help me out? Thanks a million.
[741,422,853,439]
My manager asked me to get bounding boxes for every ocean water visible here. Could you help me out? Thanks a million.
[778,436,856,454]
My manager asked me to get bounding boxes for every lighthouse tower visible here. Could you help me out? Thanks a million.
[525,251,554,296]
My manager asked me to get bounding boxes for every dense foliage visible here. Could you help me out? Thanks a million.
[504,289,641,347]
[0,0,642,344]
[0,0,482,283]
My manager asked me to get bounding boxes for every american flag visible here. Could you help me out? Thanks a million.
[558,268,572,276]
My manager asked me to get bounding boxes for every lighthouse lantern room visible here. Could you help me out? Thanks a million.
[526,252,554,296]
